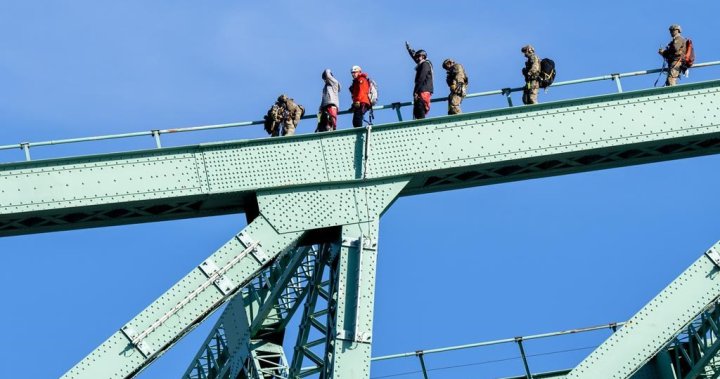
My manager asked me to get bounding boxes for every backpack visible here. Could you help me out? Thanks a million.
[367,77,379,105]
[263,105,280,134]
[539,58,556,89]
[683,38,695,68]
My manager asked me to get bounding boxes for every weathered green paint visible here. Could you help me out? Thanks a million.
[2,81,720,236]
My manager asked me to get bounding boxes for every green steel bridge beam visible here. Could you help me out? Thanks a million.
[668,302,720,379]
[232,244,319,379]
[2,81,720,237]
[63,179,407,378]
[61,214,303,379]
[319,222,380,379]
[182,245,318,379]
[289,243,336,378]
[567,243,720,378]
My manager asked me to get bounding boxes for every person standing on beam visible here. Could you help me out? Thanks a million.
[405,41,434,119]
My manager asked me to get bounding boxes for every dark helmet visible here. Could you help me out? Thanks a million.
[277,94,288,103]
[414,49,427,59]
[521,44,535,54]
[442,59,454,69]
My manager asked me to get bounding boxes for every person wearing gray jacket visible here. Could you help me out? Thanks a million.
[317,69,340,132]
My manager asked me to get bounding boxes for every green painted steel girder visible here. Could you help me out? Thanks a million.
[62,215,303,379]
[62,179,407,378]
[567,243,720,378]
[2,81,720,237]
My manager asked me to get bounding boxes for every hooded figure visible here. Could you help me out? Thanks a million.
[317,69,340,132]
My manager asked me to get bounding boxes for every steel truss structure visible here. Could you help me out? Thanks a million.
[2,81,720,378]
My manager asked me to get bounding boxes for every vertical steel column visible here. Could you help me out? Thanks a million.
[515,337,533,379]
[612,74,624,93]
[322,221,379,379]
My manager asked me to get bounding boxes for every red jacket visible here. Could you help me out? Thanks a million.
[349,72,370,105]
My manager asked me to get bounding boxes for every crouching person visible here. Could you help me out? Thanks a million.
[263,95,304,137]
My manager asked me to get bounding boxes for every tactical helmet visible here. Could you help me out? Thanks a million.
[521,44,534,53]
[414,49,427,59]
[442,59,454,69]
[669,24,682,33]
[277,94,288,103]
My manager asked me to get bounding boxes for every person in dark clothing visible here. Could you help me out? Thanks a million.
[405,41,434,120]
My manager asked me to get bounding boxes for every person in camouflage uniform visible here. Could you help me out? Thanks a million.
[442,59,468,115]
[658,24,686,87]
[521,45,540,105]
[263,95,304,137]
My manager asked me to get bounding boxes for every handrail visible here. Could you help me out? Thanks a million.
[371,322,623,361]
[2,61,719,161]
[300,321,623,377]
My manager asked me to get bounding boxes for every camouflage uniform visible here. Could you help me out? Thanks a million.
[659,25,686,87]
[443,59,468,115]
[521,46,540,105]
[264,95,304,137]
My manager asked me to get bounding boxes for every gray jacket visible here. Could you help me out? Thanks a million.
[320,69,340,109]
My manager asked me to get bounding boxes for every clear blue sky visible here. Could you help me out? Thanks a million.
[1,1,720,378]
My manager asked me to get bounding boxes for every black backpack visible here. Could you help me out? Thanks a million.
[539,58,556,89]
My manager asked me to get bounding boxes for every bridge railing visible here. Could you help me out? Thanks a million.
[2,61,719,162]
[363,322,623,379]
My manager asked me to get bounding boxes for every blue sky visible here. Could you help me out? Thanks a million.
[1,1,720,378]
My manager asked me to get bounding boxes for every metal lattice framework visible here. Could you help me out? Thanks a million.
[184,244,321,379]
[671,302,720,379]
[3,79,720,378]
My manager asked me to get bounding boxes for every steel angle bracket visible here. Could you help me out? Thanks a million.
[120,326,153,358]
[336,330,372,343]
[706,246,720,268]
[198,259,235,296]
[237,231,270,265]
